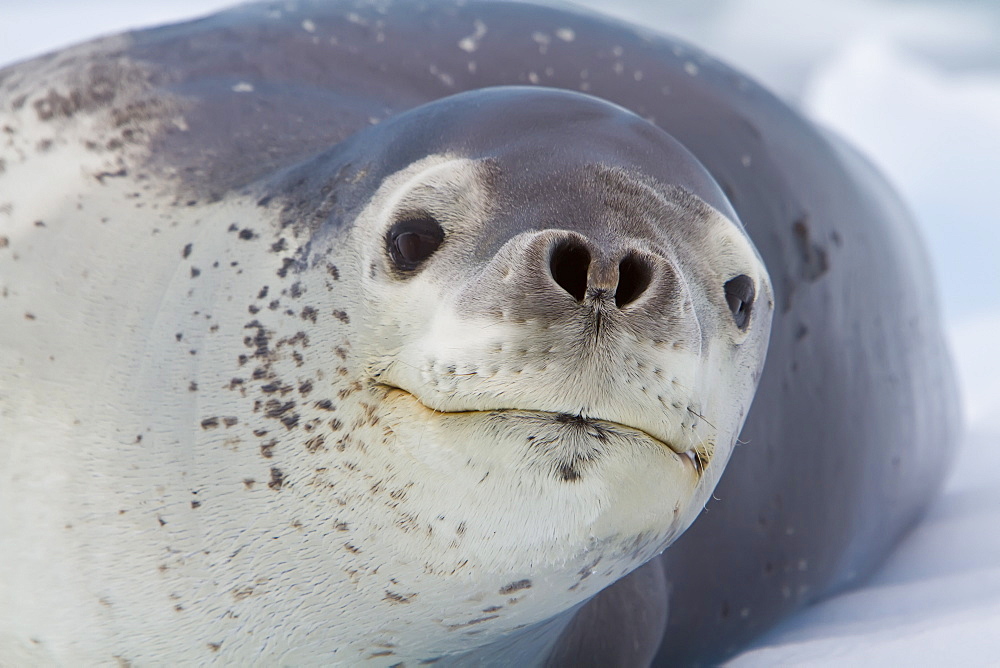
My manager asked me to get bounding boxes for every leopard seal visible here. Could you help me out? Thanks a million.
[0,1,958,665]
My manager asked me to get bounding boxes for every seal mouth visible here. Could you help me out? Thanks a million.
[378,384,706,475]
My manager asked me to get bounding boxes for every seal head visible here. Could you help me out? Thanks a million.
[264,86,773,659]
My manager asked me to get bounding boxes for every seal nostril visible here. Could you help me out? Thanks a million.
[549,240,591,302]
[616,253,652,308]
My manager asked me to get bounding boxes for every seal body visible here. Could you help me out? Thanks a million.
[0,1,958,665]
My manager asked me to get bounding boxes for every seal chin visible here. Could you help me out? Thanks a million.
[379,384,706,476]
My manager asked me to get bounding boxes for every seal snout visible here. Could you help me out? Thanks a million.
[548,235,654,309]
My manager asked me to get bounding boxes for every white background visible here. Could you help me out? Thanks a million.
[2,1,998,664]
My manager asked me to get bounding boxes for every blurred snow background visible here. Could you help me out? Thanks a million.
[2,0,998,664]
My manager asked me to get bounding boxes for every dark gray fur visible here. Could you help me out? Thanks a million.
[1,1,959,664]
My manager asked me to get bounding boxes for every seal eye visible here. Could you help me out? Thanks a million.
[724,274,755,330]
[387,215,444,271]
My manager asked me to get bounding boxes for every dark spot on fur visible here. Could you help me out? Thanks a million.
[332,310,350,323]
[190,500,201,509]
[257,286,269,299]
[384,591,415,604]
[207,642,221,652]
[243,321,271,358]
[499,579,532,594]
[182,243,193,259]
[201,417,220,430]
[792,216,829,282]
[277,258,295,278]
[305,435,326,452]
[555,413,587,425]
[95,167,128,183]
[157,516,167,527]
[301,306,318,322]
[279,331,309,348]
[190,267,200,278]
[238,228,256,241]
[270,238,287,253]
[327,263,340,280]
[231,586,254,601]
[315,399,334,411]
[260,440,276,458]
[446,615,500,630]
[243,478,255,489]
[557,463,581,482]
[24,312,36,320]
[265,399,295,419]
[268,467,284,490]
[188,381,198,392]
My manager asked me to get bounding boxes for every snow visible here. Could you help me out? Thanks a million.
[731,422,1000,665]
[0,1,235,68]
[3,0,999,664]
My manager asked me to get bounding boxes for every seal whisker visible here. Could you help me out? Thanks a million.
[687,406,717,431]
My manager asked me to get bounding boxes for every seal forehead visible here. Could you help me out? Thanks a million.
[346,87,738,225]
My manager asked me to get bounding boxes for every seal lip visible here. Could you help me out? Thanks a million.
[378,384,705,475]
